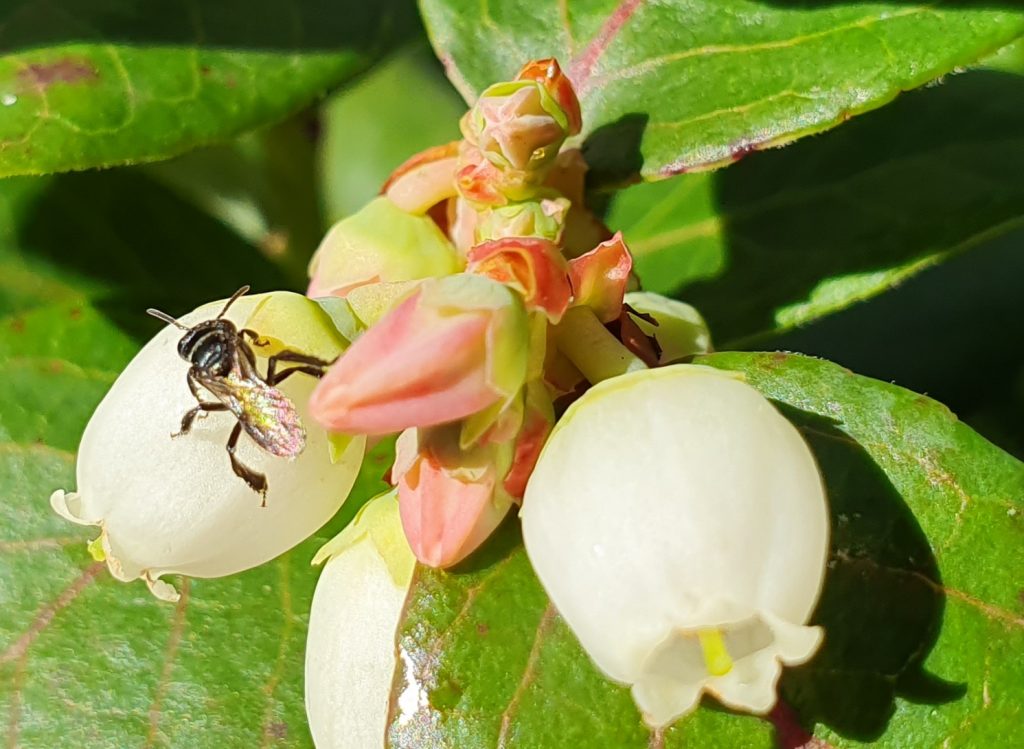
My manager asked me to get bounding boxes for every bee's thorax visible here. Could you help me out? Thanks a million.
[178,319,239,377]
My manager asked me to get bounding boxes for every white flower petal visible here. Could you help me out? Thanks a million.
[305,493,416,748]
[52,292,365,600]
[521,364,828,726]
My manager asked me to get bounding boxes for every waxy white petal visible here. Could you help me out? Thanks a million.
[521,364,828,727]
[51,292,365,600]
[305,492,416,748]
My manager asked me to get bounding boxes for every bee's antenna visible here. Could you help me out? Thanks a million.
[217,285,251,319]
[146,308,189,330]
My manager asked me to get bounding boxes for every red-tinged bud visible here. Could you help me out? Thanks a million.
[456,155,508,206]
[544,148,587,206]
[393,427,514,568]
[502,383,555,499]
[569,232,634,322]
[381,141,461,215]
[456,142,548,206]
[516,58,582,137]
[468,237,572,323]
[309,275,529,435]
[462,77,568,173]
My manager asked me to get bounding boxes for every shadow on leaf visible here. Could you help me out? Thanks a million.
[0,168,288,339]
[582,112,649,194]
[612,69,1024,346]
[0,0,416,53]
[773,405,964,742]
[695,68,1024,344]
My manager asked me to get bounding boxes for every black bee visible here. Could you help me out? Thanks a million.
[147,286,335,503]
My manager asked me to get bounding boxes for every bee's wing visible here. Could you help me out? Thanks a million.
[193,372,240,406]
[234,381,307,458]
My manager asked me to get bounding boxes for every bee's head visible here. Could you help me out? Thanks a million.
[177,318,238,376]
[146,285,251,377]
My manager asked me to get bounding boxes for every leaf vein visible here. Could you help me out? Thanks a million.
[143,577,191,749]
[496,603,556,748]
[570,0,646,96]
[591,6,929,91]
[0,441,76,461]
[258,556,294,749]
[0,536,82,554]
[0,562,103,667]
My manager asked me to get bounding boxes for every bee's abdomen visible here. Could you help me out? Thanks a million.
[240,384,307,458]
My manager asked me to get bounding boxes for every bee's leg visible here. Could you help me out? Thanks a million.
[174,402,228,438]
[240,328,271,348]
[186,371,206,402]
[266,350,337,381]
[268,365,329,386]
[239,339,258,370]
[226,422,269,506]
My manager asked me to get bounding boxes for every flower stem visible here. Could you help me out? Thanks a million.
[556,306,647,384]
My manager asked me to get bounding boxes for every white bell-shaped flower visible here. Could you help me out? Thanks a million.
[305,492,416,748]
[50,292,366,601]
[521,364,828,727]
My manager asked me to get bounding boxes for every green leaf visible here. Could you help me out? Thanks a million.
[419,0,1024,182]
[983,37,1024,74]
[0,168,292,323]
[0,302,394,746]
[608,68,1024,345]
[0,0,417,176]
[388,354,1024,748]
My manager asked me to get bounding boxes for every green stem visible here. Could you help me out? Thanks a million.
[556,306,647,384]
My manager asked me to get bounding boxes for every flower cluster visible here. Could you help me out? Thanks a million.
[51,59,829,740]
[307,59,673,569]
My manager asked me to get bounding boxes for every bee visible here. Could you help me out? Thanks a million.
[147,286,335,504]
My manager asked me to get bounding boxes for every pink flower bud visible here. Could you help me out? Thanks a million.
[448,196,480,254]
[515,58,582,137]
[456,148,509,206]
[462,69,571,174]
[309,275,529,435]
[568,233,633,322]
[381,141,460,215]
[467,237,572,323]
[393,427,514,568]
[391,377,555,568]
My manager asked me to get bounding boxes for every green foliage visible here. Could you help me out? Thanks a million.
[0,1,1022,746]
[0,170,289,322]
[419,0,1024,181]
[0,0,417,176]
[389,354,1024,748]
[0,149,384,746]
[0,300,395,746]
[609,67,1024,344]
